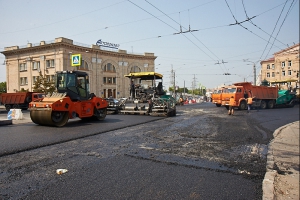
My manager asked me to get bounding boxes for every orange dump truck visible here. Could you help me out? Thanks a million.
[0,92,44,111]
[221,82,279,110]
[211,88,223,107]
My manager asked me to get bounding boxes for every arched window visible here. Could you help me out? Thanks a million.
[104,63,116,72]
[78,60,89,70]
[130,66,141,73]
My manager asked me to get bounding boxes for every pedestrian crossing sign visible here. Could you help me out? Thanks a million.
[71,54,81,67]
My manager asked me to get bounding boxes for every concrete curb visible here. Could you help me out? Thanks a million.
[262,121,297,200]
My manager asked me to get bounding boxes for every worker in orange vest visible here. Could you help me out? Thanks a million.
[228,96,235,115]
[246,90,253,113]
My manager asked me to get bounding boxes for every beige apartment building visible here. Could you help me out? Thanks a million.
[260,43,299,93]
[1,37,156,98]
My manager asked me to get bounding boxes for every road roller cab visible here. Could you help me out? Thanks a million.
[29,71,108,127]
[57,70,90,101]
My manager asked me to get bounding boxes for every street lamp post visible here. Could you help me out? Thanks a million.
[244,59,260,85]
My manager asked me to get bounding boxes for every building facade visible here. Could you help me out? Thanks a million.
[260,43,299,93]
[1,37,157,98]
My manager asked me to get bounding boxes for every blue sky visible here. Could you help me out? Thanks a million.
[0,0,299,90]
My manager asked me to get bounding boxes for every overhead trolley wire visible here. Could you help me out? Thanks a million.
[264,0,296,60]
[241,0,287,47]
[0,0,127,35]
[225,0,284,51]
[142,0,227,73]
[258,0,289,60]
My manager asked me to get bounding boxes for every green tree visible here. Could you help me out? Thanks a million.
[177,87,189,94]
[32,71,56,94]
[0,82,7,94]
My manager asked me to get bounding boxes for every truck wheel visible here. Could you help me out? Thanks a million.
[267,100,275,109]
[260,100,267,109]
[239,101,247,110]
[13,104,20,109]
[26,96,32,103]
[5,105,11,111]
[216,104,221,107]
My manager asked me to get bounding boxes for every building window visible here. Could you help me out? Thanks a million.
[46,59,55,68]
[78,60,89,70]
[103,77,116,84]
[281,61,285,68]
[288,70,292,76]
[267,64,270,69]
[20,77,28,85]
[282,71,285,76]
[272,64,275,69]
[32,76,38,83]
[272,72,275,77]
[32,61,40,70]
[19,63,27,71]
[130,66,141,73]
[104,63,116,72]
[266,73,270,77]
[288,60,292,67]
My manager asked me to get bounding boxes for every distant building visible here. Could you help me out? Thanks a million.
[260,43,299,93]
[1,37,156,98]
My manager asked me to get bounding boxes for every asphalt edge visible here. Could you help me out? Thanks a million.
[262,121,297,200]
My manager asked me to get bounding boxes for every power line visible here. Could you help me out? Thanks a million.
[0,1,127,35]
[264,0,296,60]
[241,0,287,47]
[259,0,289,60]
[143,0,226,73]
[225,0,284,51]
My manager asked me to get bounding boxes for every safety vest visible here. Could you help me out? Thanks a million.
[247,98,253,105]
[229,97,235,106]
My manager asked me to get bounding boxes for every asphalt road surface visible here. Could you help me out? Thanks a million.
[0,103,298,199]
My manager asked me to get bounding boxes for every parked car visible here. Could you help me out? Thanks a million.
[105,97,124,114]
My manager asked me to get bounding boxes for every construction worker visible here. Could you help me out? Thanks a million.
[246,90,253,113]
[247,96,253,113]
[228,96,235,115]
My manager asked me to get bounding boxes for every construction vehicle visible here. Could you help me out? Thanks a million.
[211,88,223,107]
[119,72,176,117]
[29,70,108,127]
[221,82,296,110]
[0,92,44,111]
[270,79,299,104]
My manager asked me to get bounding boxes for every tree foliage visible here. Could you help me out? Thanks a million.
[32,71,56,94]
[0,82,6,94]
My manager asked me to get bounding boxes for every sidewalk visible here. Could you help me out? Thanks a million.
[263,121,300,200]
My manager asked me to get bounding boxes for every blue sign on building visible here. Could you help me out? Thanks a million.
[71,54,81,67]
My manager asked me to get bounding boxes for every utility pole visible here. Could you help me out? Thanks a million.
[173,70,176,98]
[253,63,256,86]
[192,74,196,97]
[170,65,175,98]
[244,59,259,85]
[183,80,185,95]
